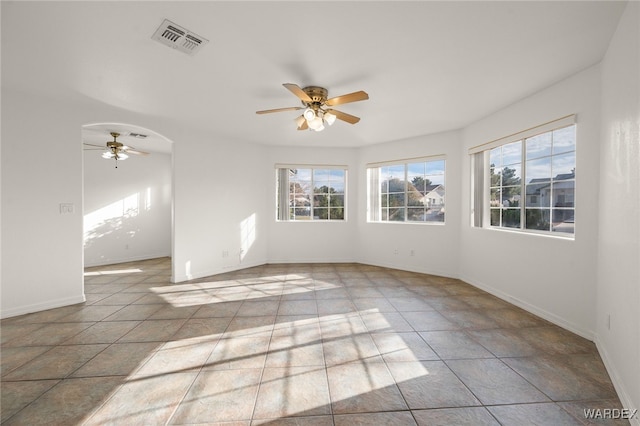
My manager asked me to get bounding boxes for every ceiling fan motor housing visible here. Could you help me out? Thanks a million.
[302,86,328,106]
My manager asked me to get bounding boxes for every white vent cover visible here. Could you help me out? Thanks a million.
[152,19,208,56]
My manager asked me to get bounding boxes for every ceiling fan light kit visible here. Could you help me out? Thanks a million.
[83,132,150,168]
[256,83,369,132]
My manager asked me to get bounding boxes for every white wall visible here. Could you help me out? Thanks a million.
[597,1,640,419]
[265,146,359,264]
[83,149,172,267]
[459,65,602,339]
[172,132,269,281]
[2,90,85,317]
[356,130,462,277]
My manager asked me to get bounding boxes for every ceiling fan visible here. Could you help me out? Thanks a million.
[256,83,369,132]
[83,132,149,168]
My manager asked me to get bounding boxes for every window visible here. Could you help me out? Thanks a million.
[472,116,576,236]
[367,157,445,223]
[276,166,346,221]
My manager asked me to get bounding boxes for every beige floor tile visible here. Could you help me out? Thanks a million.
[327,362,408,414]
[488,403,582,425]
[446,358,550,405]
[72,342,159,377]
[3,344,108,381]
[387,361,481,409]
[85,372,197,425]
[62,321,141,345]
[0,258,624,425]
[170,369,261,423]
[4,377,123,426]
[412,407,499,426]
[253,366,331,419]
[0,380,59,423]
[334,411,417,425]
[419,330,495,359]
[371,332,439,362]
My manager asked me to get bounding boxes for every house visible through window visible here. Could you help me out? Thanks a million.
[472,116,576,236]
[367,157,445,223]
[276,166,346,221]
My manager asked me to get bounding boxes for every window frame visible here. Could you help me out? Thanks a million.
[275,165,348,222]
[470,115,576,238]
[367,155,446,224]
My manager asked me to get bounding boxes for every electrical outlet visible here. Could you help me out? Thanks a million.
[410,249,415,256]
[59,203,74,214]
[393,249,399,255]
[222,250,229,258]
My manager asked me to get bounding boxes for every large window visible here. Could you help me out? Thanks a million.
[472,116,576,236]
[368,157,445,223]
[276,167,346,221]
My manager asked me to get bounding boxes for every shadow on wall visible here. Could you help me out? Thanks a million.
[84,190,155,259]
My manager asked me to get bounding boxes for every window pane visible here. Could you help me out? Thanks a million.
[294,194,310,207]
[526,157,552,184]
[381,165,404,181]
[526,132,552,160]
[313,194,328,207]
[552,152,575,179]
[428,206,445,222]
[410,176,426,193]
[502,209,521,228]
[313,185,329,194]
[407,207,425,221]
[330,208,344,220]
[292,169,311,181]
[313,169,330,182]
[388,208,404,221]
[525,183,551,207]
[330,169,345,181]
[502,141,522,166]
[552,181,575,207]
[525,209,550,231]
[490,188,501,207]
[427,174,445,186]
[407,162,425,176]
[330,194,345,207]
[426,160,445,175]
[502,185,521,207]
[314,208,328,220]
[330,181,345,193]
[389,193,404,207]
[553,126,576,155]
[501,164,521,186]
[294,207,311,219]
[490,147,501,168]
[381,194,388,208]
[490,209,501,226]
[490,166,501,187]
[552,209,574,234]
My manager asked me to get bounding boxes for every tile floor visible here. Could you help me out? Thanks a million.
[1,258,627,425]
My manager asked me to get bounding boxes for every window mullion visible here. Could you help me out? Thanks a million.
[521,142,526,230]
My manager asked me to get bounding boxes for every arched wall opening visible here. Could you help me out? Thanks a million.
[81,123,174,279]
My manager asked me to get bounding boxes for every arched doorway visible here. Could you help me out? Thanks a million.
[81,123,174,279]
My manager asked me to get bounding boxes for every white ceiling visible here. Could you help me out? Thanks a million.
[2,1,627,150]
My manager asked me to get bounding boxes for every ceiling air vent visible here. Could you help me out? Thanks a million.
[152,19,208,56]
[128,132,147,139]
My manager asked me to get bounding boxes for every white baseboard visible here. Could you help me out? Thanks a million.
[84,251,171,268]
[594,338,640,426]
[459,273,595,341]
[1,294,86,319]
[356,258,459,280]
[172,259,267,283]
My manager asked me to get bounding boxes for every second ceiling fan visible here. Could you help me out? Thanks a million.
[256,83,369,132]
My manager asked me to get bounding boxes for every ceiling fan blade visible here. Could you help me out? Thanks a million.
[283,83,312,103]
[325,90,369,107]
[297,119,308,131]
[326,109,360,124]
[122,146,149,156]
[83,142,106,148]
[256,106,304,115]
